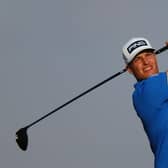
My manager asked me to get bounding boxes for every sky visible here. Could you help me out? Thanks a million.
[1,0,168,167]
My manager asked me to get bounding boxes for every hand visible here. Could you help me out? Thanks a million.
[165,41,168,47]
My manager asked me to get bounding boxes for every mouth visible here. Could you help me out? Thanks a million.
[143,66,153,72]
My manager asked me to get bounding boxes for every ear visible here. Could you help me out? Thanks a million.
[127,66,133,74]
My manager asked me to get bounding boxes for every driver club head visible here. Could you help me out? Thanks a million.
[16,127,28,151]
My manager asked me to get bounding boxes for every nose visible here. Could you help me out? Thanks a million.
[141,56,149,65]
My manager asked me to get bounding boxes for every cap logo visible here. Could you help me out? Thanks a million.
[127,40,147,54]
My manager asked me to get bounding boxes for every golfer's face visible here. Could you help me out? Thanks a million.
[128,51,159,81]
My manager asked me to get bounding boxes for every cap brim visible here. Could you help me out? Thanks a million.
[128,48,155,65]
[136,48,155,55]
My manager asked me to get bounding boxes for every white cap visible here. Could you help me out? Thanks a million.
[122,37,154,64]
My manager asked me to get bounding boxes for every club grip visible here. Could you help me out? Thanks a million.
[155,45,168,55]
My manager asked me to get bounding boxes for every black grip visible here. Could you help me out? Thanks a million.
[155,45,168,55]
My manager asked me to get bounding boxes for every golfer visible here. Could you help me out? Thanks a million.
[122,37,168,168]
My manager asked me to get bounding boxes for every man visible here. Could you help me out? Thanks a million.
[122,37,168,168]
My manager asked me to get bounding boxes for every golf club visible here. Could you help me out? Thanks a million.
[16,44,168,151]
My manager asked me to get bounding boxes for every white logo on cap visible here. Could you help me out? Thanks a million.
[127,40,147,54]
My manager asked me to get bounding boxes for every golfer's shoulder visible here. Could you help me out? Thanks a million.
[164,71,168,76]
[166,71,168,79]
[161,72,168,83]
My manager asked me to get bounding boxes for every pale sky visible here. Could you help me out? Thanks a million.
[1,0,168,167]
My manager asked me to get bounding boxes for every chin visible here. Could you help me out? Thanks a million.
[144,68,159,77]
[141,72,158,80]
[136,72,157,81]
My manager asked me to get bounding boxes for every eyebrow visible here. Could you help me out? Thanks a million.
[138,52,154,57]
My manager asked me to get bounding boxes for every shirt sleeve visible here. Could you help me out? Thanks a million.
[132,72,168,154]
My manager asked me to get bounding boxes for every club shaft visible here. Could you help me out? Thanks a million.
[27,68,127,128]
[25,45,168,129]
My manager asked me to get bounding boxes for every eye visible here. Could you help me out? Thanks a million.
[134,56,141,62]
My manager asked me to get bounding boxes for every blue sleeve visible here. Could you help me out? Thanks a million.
[133,72,168,126]
[133,72,168,157]
[155,132,168,168]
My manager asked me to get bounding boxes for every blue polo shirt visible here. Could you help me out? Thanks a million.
[133,72,168,168]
